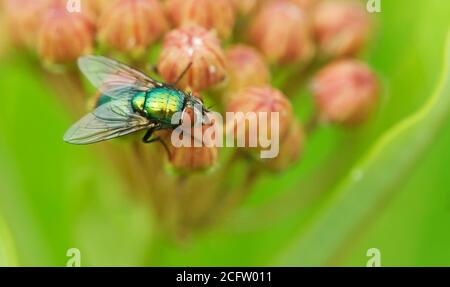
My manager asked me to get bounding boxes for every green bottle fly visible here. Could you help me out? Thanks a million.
[131,87,185,125]
[64,56,207,149]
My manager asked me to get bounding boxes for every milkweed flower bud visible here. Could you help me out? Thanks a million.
[37,2,95,64]
[158,125,219,172]
[86,0,111,18]
[290,0,318,10]
[226,86,293,150]
[165,0,236,39]
[4,0,53,48]
[170,144,219,172]
[225,45,271,93]
[266,121,304,171]
[98,0,169,54]
[158,26,227,91]
[312,59,379,125]
[249,0,314,64]
[313,0,371,58]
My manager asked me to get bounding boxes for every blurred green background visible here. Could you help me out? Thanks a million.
[0,0,449,266]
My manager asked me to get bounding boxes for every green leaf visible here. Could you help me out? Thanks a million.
[276,30,450,266]
[0,215,17,266]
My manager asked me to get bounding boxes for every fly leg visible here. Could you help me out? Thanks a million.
[146,63,189,91]
[142,126,172,160]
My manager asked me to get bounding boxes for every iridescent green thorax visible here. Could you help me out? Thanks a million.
[132,87,185,124]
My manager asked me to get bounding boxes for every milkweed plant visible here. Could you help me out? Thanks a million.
[2,0,380,240]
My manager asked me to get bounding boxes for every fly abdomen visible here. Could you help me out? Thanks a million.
[131,91,147,115]
[142,87,185,124]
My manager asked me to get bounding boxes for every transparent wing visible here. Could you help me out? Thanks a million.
[64,96,153,145]
[78,55,162,99]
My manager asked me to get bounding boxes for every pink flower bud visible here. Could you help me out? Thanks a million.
[225,44,271,93]
[158,127,219,172]
[170,144,219,172]
[249,0,315,64]
[290,0,318,10]
[37,2,95,64]
[157,26,227,91]
[4,0,53,48]
[165,0,236,39]
[312,59,379,125]
[266,121,304,170]
[86,0,111,18]
[171,145,218,171]
[98,0,169,54]
[226,86,293,149]
[313,0,371,58]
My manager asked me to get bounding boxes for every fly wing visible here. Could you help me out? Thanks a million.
[78,55,162,99]
[64,97,153,145]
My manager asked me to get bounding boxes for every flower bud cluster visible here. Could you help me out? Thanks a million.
[4,0,380,173]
